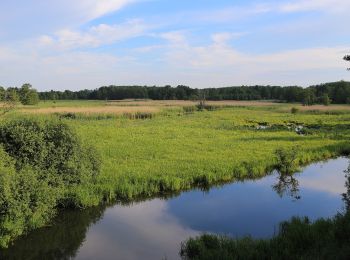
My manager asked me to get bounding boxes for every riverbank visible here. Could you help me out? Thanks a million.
[1,101,350,247]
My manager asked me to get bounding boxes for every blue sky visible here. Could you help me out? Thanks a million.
[0,0,349,91]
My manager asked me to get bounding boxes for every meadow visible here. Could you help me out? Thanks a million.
[1,100,350,248]
[16,100,350,201]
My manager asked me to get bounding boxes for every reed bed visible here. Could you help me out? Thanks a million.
[63,106,350,201]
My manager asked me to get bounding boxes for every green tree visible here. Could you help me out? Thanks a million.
[0,86,5,101]
[322,93,331,106]
[5,88,19,102]
[19,83,39,105]
[0,89,18,116]
[302,89,316,106]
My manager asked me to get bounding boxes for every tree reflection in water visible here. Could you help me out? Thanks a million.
[272,171,301,201]
[0,205,106,260]
[342,162,350,211]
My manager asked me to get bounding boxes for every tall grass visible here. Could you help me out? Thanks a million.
[1,104,350,247]
[65,106,350,201]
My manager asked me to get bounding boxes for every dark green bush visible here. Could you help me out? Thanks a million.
[0,148,57,247]
[0,118,101,247]
[0,118,100,185]
[291,107,299,114]
[275,147,299,174]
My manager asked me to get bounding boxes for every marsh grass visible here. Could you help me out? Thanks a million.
[180,212,350,260]
[60,106,350,202]
[1,102,350,247]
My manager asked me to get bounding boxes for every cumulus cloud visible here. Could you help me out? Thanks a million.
[83,0,139,20]
[279,0,350,13]
[39,19,148,50]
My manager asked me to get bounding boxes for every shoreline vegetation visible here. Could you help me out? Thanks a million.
[0,99,350,249]
[180,163,350,260]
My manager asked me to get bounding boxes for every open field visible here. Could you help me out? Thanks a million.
[1,99,350,248]
[10,100,350,201]
[17,100,350,116]
[20,106,160,115]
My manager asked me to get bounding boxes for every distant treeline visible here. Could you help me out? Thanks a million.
[37,80,350,105]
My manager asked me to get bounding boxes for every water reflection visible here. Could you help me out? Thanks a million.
[0,206,106,260]
[272,172,301,200]
[343,163,350,211]
[0,157,349,260]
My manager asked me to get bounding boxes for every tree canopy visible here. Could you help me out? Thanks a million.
[36,81,350,105]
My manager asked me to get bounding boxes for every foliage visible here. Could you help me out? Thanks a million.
[0,206,105,259]
[180,213,350,260]
[302,89,316,106]
[275,147,299,174]
[180,152,350,259]
[0,118,101,247]
[0,118,100,187]
[35,81,350,104]
[1,104,350,248]
[291,107,299,114]
[4,89,19,103]
[62,105,350,201]
[18,83,39,105]
[322,94,331,106]
[0,148,57,248]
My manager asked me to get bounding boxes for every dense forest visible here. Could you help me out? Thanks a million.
[1,81,350,105]
[37,81,350,105]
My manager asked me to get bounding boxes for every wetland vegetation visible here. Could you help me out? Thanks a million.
[0,95,350,257]
[180,163,350,260]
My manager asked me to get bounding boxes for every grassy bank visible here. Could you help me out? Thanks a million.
[13,102,350,202]
[1,101,350,247]
[68,105,350,201]
[180,213,350,260]
[180,163,350,259]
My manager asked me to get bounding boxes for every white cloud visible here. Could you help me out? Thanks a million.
[160,31,188,45]
[85,0,139,20]
[160,31,348,71]
[77,199,198,260]
[0,0,139,39]
[279,0,350,13]
[39,19,148,50]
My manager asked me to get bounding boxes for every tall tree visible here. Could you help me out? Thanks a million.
[19,83,39,105]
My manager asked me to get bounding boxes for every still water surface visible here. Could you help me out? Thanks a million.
[1,157,349,260]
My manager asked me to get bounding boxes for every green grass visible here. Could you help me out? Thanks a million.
[1,102,350,247]
[27,100,107,108]
[60,106,350,201]
[4,104,350,203]
[180,213,350,260]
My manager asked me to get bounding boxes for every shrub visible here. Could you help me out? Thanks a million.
[19,84,39,105]
[122,112,154,120]
[0,118,101,247]
[275,147,299,174]
[183,106,197,113]
[0,148,57,247]
[291,107,299,114]
[0,118,100,186]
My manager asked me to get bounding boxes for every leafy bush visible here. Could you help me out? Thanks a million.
[0,118,100,186]
[291,107,299,114]
[275,147,299,174]
[0,148,57,247]
[0,118,101,247]
[19,83,39,105]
